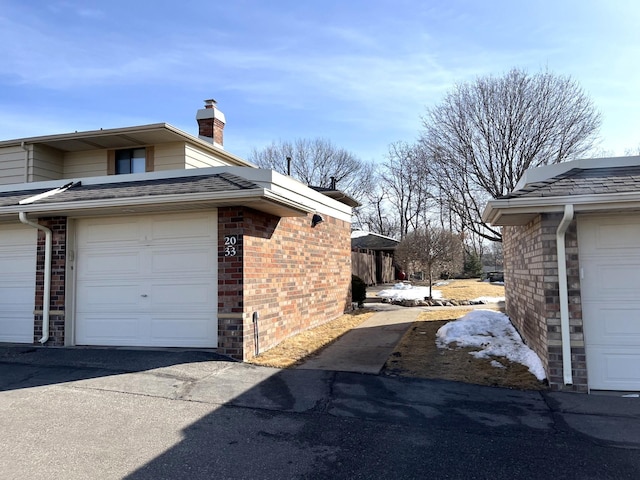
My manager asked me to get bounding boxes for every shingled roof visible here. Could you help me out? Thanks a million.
[500,165,640,199]
[351,232,399,251]
[483,157,640,226]
[0,172,259,207]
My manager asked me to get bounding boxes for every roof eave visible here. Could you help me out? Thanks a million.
[0,123,256,168]
[0,188,312,219]
[484,192,640,226]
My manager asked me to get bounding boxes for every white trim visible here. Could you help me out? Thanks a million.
[351,230,399,242]
[65,218,77,346]
[484,192,640,225]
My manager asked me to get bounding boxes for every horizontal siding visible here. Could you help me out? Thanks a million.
[63,150,108,177]
[31,144,63,181]
[0,146,25,185]
[154,142,186,171]
[185,144,229,168]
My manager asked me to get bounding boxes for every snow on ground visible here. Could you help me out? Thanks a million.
[436,310,546,381]
[376,283,443,301]
[471,296,506,303]
[375,283,504,304]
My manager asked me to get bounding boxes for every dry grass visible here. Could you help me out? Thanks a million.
[247,310,375,368]
[384,305,547,390]
[247,279,546,390]
[431,278,505,300]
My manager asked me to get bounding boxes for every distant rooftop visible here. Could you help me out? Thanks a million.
[351,231,399,251]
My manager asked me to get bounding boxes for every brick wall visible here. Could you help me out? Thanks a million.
[503,213,586,392]
[217,208,246,358]
[33,216,67,345]
[503,218,549,372]
[217,207,352,360]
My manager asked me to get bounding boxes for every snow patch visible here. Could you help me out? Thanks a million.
[376,283,443,301]
[436,310,546,381]
[471,296,505,303]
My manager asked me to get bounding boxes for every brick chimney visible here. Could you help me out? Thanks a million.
[196,99,225,148]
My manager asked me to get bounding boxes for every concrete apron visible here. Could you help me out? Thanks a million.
[296,308,421,374]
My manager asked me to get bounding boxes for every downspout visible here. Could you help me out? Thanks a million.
[19,212,52,344]
[556,204,574,386]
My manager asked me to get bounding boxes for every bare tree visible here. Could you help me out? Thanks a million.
[395,226,464,298]
[380,141,435,239]
[353,176,399,238]
[248,138,369,199]
[421,68,601,241]
[624,145,640,156]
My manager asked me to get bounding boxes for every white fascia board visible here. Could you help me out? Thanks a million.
[514,155,640,191]
[484,191,640,225]
[5,188,310,216]
[208,167,354,222]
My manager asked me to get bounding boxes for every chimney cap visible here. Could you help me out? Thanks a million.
[204,99,217,109]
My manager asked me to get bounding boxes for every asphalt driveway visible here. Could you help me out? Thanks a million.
[1,346,639,479]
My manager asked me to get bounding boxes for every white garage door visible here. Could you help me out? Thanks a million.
[75,212,218,347]
[0,224,36,343]
[578,214,640,391]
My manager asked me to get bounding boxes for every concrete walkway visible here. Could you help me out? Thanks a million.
[297,306,420,374]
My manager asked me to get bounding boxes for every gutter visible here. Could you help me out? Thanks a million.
[483,191,640,225]
[556,204,574,386]
[18,212,52,344]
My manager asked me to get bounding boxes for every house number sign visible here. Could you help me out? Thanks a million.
[224,235,238,257]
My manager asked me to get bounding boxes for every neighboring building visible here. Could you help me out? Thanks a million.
[0,100,353,360]
[351,231,399,284]
[483,156,640,392]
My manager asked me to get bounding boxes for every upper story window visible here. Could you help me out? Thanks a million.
[116,148,146,174]
[108,146,154,175]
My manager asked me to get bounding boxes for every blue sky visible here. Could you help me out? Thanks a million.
[0,0,638,162]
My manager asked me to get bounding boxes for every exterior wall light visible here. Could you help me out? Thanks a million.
[311,214,324,227]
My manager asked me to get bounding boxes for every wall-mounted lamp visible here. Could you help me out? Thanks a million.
[311,214,324,227]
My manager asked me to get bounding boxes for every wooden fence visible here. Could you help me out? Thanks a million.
[351,250,395,285]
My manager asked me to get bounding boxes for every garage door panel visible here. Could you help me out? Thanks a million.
[150,248,215,274]
[579,218,640,251]
[78,282,143,309]
[0,225,36,343]
[0,318,33,343]
[78,251,141,277]
[150,215,216,243]
[150,315,215,344]
[0,254,35,274]
[581,259,640,298]
[78,219,142,245]
[76,315,142,344]
[0,282,36,305]
[586,347,640,391]
[151,282,214,307]
[583,305,640,347]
